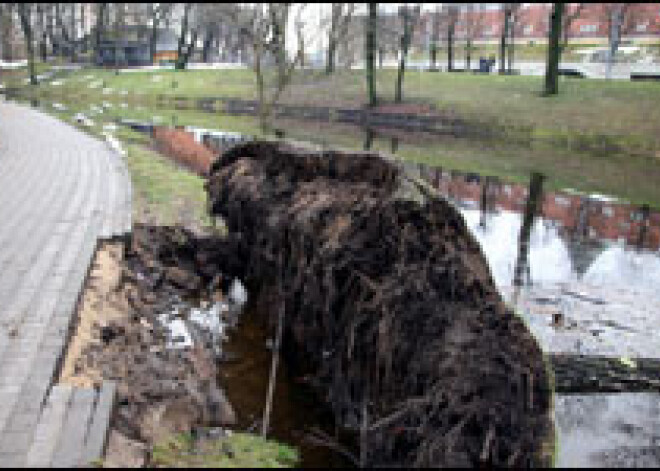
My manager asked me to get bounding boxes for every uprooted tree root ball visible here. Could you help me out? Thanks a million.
[206,140,554,467]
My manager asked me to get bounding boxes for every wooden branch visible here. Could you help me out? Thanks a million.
[305,427,360,467]
[261,254,286,437]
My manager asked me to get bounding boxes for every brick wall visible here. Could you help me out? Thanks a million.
[151,126,216,176]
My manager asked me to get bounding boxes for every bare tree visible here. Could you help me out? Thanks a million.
[427,4,440,71]
[175,3,192,69]
[0,3,13,61]
[463,3,485,71]
[325,3,355,74]
[596,3,644,79]
[36,3,47,62]
[148,3,173,63]
[544,2,564,96]
[17,3,36,84]
[394,4,420,103]
[507,3,522,73]
[440,3,459,71]
[94,3,108,62]
[561,2,586,50]
[366,3,377,107]
[498,3,515,74]
[238,3,307,132]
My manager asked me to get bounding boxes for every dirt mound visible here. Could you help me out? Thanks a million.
[206,141,553,467]
[64,225,243,454]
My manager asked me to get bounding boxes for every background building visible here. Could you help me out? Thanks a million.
[417,3,660,47]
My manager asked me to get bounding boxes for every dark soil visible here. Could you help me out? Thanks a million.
[206,140,554,467]
[70,225,243,449]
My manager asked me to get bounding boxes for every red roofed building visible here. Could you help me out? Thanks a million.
[416,3,660,47]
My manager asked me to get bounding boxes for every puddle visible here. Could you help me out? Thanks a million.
[220,305,352,468]
[153,280,347,467]
[555,393,660,467]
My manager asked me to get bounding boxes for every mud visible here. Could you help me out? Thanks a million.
[206,140,554,467]
[61,225,245,466]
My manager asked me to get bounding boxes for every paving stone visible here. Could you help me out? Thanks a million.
[80,381,117,466]
[50,388,96,468]
[25,385,73,468]
[0,102,132,465]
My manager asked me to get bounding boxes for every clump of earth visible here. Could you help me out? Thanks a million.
[60,224,247,466]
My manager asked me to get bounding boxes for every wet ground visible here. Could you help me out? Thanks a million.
[555,393,660,467]
[220,307,352,468]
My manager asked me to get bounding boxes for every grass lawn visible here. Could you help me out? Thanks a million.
[409,43,579,63]
[7,63,660,208]
[150,432,298,468]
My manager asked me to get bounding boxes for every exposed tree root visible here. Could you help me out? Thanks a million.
[206,140,554,467]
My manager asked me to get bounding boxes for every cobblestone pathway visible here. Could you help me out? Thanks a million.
[0,101,130,467]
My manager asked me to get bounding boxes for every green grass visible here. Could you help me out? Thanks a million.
[19,66,255,100]
[125,141,212,228]
[150,432,299,468]
[19,64,660,141]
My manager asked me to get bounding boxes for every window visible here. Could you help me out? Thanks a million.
[524,25,534,35]
[580,24,598,33]
[636,23,648,32]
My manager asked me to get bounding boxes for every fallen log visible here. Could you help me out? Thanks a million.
[206,140,554,467]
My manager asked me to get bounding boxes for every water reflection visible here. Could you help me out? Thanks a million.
[513,172,545,289]
[418,166,660,359]
[432,170,660,294]
[555,393,660,467]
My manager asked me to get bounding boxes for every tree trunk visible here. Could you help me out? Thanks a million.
[37,4,47,62]
[606,5,623,80]
[395,9,413,104]
[69,3,76,63]
[54,3,72,60]
[18,4,37,85]
[430,42,437,70]
[270,5,288,85]
[326,37,337,74]
[544,3,564,96]
[326,6,339,74]
[429,8,439,71]
[254,39,270,134]
[94,3,107,64]
[80,3,85,52]
[183,29,198,67]
[366,3,377,108]
[447,24,454,72]
[508,15,515,74]
[466,37,472,71]
[514,172,545,288]
[202,30,213,63]
[149,8,160,64]
[176,3,192,70]
[499,8,509,74]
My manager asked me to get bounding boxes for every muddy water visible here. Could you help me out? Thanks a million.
[220,305,352,468]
